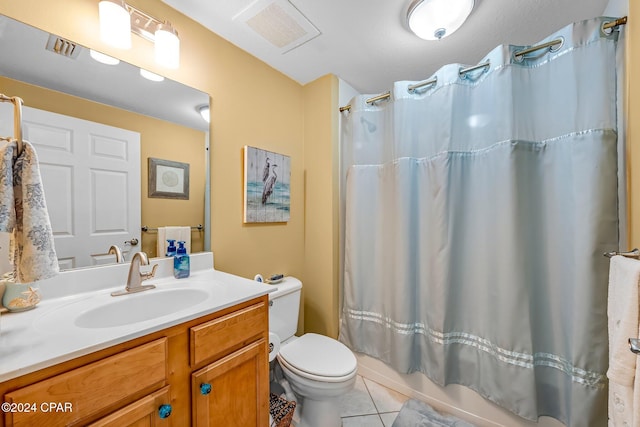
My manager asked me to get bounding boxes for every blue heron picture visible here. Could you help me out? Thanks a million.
[243,146,291,223]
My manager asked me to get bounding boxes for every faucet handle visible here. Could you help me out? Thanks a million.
[142,264,158,281]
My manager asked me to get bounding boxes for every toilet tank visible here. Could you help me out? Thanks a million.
[267,277,302,342]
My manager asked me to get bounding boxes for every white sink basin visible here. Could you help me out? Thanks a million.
[74,288,209,329]
[34,285,213,332]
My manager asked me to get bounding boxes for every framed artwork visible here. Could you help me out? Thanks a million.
[148,157,190,200]
[243,146,291,223]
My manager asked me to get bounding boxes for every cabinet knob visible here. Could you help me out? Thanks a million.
[200,383,212,395]
[158,404,172,419]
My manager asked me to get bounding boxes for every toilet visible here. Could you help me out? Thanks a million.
[268,277,357,427]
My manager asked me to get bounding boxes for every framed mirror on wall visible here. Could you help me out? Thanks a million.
[0,14,211,271]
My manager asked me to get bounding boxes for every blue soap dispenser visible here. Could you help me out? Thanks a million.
[166,239,177,257]
[174,240,190,279]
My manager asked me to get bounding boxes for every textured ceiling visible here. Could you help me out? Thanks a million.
[161,0,614,94]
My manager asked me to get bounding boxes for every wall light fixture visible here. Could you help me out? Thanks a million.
[98,0,180,68]
[407,0,474,40]
[89,49,120,65]
[154,22,180,69]
[140,68,165,82]
[99,0,131,49]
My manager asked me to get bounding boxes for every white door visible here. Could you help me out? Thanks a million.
[0,105,141,270]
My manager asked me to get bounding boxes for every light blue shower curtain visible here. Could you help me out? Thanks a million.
[339,17,623,426]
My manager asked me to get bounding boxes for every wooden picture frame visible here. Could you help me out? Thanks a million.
[148,157,189,200]
[243,146,291,223]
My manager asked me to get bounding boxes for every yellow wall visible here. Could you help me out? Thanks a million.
[0,76,206,257]
[628,3,639,247]
[0,0,307,284]
[1,1,632,345]
[302,75,340,337]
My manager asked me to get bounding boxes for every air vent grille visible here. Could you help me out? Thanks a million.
[246,3,308,48]
[45,34,80,59]
[235,0,320,54]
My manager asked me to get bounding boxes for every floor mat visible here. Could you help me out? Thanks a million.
[391,399,476,427]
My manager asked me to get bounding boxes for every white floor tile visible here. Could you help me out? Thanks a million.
[339,375,379,417]
[342,414,384,427]
[379,412,399,426]
[363,378,410,413]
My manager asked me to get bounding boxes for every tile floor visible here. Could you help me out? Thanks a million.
[339,375,410,427]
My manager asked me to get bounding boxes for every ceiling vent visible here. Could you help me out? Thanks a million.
[45,34,80,59]
[234,0,320,53]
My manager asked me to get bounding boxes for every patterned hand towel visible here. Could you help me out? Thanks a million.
[0,140,59,282]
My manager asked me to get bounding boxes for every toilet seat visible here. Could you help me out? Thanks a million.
[277,333,357,383]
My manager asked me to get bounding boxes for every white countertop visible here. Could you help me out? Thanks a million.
[0,253,272,382]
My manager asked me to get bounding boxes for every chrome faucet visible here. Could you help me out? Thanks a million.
[108,245,125,263]
[111,251,158,296]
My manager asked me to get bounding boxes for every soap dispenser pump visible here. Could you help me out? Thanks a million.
[173,240,190,279]
[166,239,177,257]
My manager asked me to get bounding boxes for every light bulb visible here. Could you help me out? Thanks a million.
[99,0,131,49]
[89,49,120,65]
[139,69,165,82]
[155,22,180,69]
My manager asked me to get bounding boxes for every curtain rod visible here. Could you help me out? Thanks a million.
[408,76,437,93]
[603,16,627,30]
[514,39,563,60]
[459,61,490,78]
[339,60,485,112]
[339,16,628,114]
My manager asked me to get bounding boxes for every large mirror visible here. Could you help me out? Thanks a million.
[0,14,210,271]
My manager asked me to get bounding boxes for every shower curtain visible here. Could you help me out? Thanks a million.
[339,17,623,426]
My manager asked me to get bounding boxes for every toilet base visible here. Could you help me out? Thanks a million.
[297,396,341,427]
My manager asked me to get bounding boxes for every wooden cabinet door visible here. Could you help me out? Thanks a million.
[4,339,167,427]
[192,339,269,427]
[87,387,172,427]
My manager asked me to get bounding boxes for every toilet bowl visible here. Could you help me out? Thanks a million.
[264,277,357,427]
[276,333,357,427]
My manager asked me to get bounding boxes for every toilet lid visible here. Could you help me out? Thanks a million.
[278,333,357,377]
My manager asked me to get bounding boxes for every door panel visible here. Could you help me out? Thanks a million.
[0,105,141,269]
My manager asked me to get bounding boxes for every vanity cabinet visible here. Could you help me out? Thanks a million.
[190,302,269,426]
[87,387,172,427]
[0,295,269,427]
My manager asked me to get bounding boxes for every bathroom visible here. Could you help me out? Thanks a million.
[0,0,636,426]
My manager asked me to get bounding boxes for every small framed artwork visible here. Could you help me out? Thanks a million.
[243,146,291,223]
[148,157,190,200]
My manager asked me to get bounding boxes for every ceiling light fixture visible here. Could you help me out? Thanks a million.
[197,105,210,123]
[89,49,120,65]
[97,0,180,68]
[407,0,474,41]
[140,68,165,82]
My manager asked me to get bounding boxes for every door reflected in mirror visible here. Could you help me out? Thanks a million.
[0,14,210,272]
